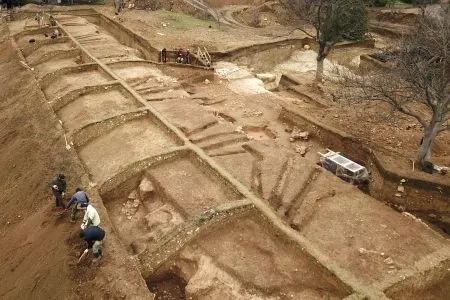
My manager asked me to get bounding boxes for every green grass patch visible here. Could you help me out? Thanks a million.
[152,10,219,30]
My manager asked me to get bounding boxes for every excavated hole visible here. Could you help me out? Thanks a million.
[243,125,276,140]
[146,271,187,300]
[139,210,353,299]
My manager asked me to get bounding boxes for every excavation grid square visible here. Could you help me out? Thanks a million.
[79,117,179,183]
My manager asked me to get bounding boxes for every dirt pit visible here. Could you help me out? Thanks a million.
[147,272,187,300]
[57,85,143,131]
[146,211,352,299]
[79,115,180,183]
[102,152,241,254]
[42,66,113,100]
[242,125,277,140]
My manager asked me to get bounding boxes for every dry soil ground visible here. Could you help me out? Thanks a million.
[0,2,449,300]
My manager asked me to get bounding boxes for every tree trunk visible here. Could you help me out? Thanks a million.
[316,42,329,82]
[316,57,324,81]
[417,121,441,165]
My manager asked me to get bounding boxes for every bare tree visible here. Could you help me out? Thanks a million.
[282,0,368,80]
[339,7,450,168]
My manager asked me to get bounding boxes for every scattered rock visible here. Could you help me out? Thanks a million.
[295,145,308,157]
[303,44,310,50]
[204,79,211,84]
[122,191,141,216]
[384,257,394,265]
[350,56,360,67]
[132,199,140,208]
[139,177,154,200]
[394,193,402,198]
[256,73,276,82]
[400,179,406,183]
[242,109,263,117]
[128,190,137,200]
[284,127,293,133]
[234,125,244,134]
[290,128,309,142]
[397,185,405,193]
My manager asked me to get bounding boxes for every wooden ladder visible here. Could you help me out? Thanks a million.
[197,47,211,67]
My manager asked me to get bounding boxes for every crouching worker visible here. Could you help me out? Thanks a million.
[80,203,100,230]
[79,226,105,263]
[50,173,67,209]
[67,188,89,223]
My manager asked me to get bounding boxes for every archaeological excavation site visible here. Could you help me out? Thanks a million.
[0,1,449,299]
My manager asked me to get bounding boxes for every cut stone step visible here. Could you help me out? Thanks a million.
[288,85,329,108]
[196,133,248,151]
[188,122,236,143]
[206,142,248,157]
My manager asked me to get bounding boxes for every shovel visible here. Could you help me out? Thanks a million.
[59,120,71,150]
[77,249,89,264]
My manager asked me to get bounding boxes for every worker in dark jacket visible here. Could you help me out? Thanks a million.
[50,174,67,209]
[67,188,89,223]
[79,226,105,262]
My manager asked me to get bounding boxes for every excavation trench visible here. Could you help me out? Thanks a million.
[279,105,450,236]
[8,8,450,299]
[100,152,353,299]
[203,35,450,237]
[141,208,353,299]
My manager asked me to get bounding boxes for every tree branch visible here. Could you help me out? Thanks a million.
[438,124,449,133]
[395,105,428,128]
[295,27,316,39]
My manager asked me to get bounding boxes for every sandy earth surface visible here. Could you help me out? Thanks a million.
[1,2,449,300]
